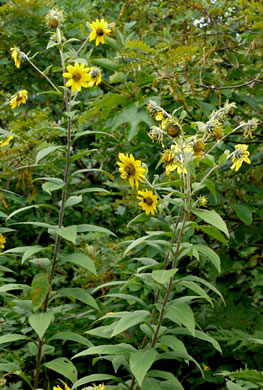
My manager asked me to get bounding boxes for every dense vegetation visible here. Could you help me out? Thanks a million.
[0,0,263,389]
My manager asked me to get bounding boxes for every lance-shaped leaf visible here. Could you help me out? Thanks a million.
[44,357,78,384]
[130,349,158,387]
[29,312,54,339]
[192,209,229,237]
[31,273,50,311]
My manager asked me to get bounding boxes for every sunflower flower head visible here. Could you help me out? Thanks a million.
[10,90,28,109]
[0,136,13,148]
[89,19,111,46]
[117,153,146,188]
[0,234,6,251]
[137,189,158,216]
[162,149,177,176]
[63,62,91,92]
[146,99,161,116]
[230,144,251,172]
[45,7,65,29]
[10,47,21,68]
[193,140,205,157]
[148,126,165,146]
[87,67,102,87]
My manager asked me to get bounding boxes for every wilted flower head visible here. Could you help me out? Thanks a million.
[163,119,182,138]
[10,47,21,68]
[45,7,65,29]
[193,140,205,157]
[87,67,102,87]
[148,126,165,145]
[0,136,13,148]
[199,196,208,207]
[147,100,161,116]
[10,90,28,109]
[211,101,236,122]
[242,118,259,139]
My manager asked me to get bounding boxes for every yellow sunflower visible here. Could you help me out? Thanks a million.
[137,189,158,215]
[161,150,177,176]
[230,144,251,172]
[117,153,146,188]
[199,196,208,206]
[10,47,21,68]
[10,90,28,109]
[0,234,6,250]
[63,62,91,92]
[53,384,71,390]
[89,19,111,46]
[193,141,205,157]
[87,67,102,87]
[93,385,105,390]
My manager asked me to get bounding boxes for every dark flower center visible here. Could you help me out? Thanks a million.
[96,28,104,36]
[144,197,153,205]
[49,19,59,28]
[125,164,135,177]
[166,124,181,138]
[16,95,23,101]
[73,73,81,81]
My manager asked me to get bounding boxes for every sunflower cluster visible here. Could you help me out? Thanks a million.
[117,153,158,216]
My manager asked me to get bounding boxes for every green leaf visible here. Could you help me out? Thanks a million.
[198,225,228,245]
[77,224,116,237]
[226,381,244,390]
[111,310,151,337]
[63,253,97,276]
[123,235,150,257]
[159,335,188,355]
[172,328,222,353]
[44,357,78,384]
[55,225,77,244]
[106,293,147,308]
[72,374,119,389]
[91,58,121,71]
[130,349,158,386]
[229,369,263,384]
[205,179,217,201]
[22,245,44,264]
[192,209,229,237]
[0,362,20,372]
[194,244,221,273]
[152,269,178,284]
[31,273,50,311]
[165,303,195,336]
[112,104,154,140]
[73,343,136,359]
[6,205,39,221]
[0,334,29,346]
[72,188,110,195]
[63,196,82,209]
[42,181,65,195]
[232,204,253,225]
[49,331,93,347]
[148,370,184,390]
[29,312,54,339]
[35,146,65,164]
[57,288,100,311]
[0,284,30,293]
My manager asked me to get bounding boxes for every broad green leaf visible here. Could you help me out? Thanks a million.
[92,280,126,294]
[63,253,97,275]
[192,209,229,237]
[35,146,65,164]
[0,265,15,273]
[92,58,121,71]
[232,204,253,225]
[55,225,77,243]
[49,331,93,347]
[72,187,110,195]
[0,284,30,293]
[194,244,221,273]
[205,179,217,201]
[130,349,158,386]
[57,288,99,311]
[172,328,222,353]
[111,310,151,337]
[148,370,184,390]
[29,312,54,339]
[73,343,136,359]
[229,369,263,384]
[86,323,116,339]
[178,280,212,304]
[198,225,228,245]
[165,303,195,336]
[106,293,147,308]
[72,374,119,389]
[77,224,116,237]
[22,245,44,264]
[6,205,39,221]
[0,362,20,372]
[31,273,50,311]
[0,334,29,346]
[43,181,65,195]
[159,335,188,355]
[182,275,224,302]
[226,381,244,390]
[112,104,154,140]
[63,196,82,209]
[152,269,178,284]
[44,357,78,384]
[123,235,150,257]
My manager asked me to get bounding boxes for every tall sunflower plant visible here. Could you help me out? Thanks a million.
[0,7,119,390]
[71,101,258,389]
